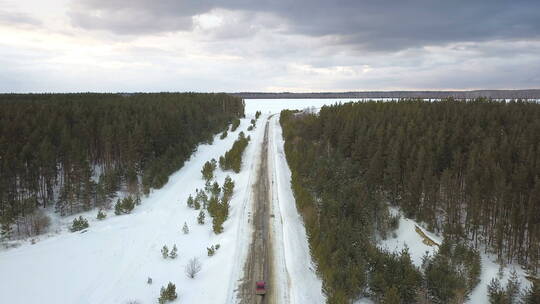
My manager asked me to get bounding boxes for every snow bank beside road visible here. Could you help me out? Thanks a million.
[268,115,326,304]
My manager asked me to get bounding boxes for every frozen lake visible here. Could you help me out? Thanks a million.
[245,98,351,115]
[244,98,540,115]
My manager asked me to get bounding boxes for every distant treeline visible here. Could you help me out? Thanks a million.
[281,98,540,302]
[234,89,540,99]
[0,93,244,238]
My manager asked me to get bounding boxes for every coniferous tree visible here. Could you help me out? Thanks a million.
[524,280,540,304]
[97,209,106,220]
[230,118,240,132]
[161,245,169,259]
[169,245,178,259]
[279,99,540,302]
[211,181,221,197]
[223,176,235,202]
[186,195,194,208]
[197,210,205,225]
[182,222,189,234]
[0,93,244,235]
[70,216,89,232]
[201,159,217,182]
[158,282,177,303]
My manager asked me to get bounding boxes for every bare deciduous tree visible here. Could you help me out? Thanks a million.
[185,257,202,278]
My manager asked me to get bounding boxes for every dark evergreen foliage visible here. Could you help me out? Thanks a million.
[0,93,243,238]
[70,216,89,232]
[230,118,241,132]
[114,196,135,215]
[201,159,217,182]
[524,280,540,304]
[158,282,177,303]
[96,209,106,220]
[423,240,481,303]
[280,99,540,302]
[197,210,205,224]
[219,132,250,173]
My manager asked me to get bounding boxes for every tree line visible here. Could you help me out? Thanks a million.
[280,98,540,303]
[0,93,244,239]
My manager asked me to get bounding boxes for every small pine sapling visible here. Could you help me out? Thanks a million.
[186,195,194,208]
[197,210,205,225]
[170,244,178,259]
[161,245,169,259]
[211,181,221,197]
[158,282,177,303]
[212,217,224,234]
[0,219,13,241]
[182,222,189,234]
[70,216,89,232]
[114,199,122,215]
[207,245,215,256]
[207,244,221,256]
[97,209,106,220]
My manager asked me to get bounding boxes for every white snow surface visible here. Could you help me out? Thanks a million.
[379,210,442,267]
[268,115,325,304]
[245,98,344,115]
[468,252,532,304]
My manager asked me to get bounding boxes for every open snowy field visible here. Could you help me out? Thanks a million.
[245,98,345,115]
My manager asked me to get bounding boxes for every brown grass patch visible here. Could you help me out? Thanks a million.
[415,225,440,247]
[525,275,539,284]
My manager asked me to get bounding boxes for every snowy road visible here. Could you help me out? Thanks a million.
[238,114,325,304]
[238,118,273,304]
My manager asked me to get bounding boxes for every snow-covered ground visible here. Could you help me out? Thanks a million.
[0,116,264,304]
[379,208,532,303]
[245,98,344,115]
[468,251,532,303]
[379,209,442,267]
[0,99,331,304]
[268,115,325,304]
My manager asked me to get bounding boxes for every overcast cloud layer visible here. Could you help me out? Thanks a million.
[1,0,539,92]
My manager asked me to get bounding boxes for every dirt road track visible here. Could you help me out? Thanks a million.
[238,118,274,304]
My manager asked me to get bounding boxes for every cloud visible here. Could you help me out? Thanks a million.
[0,9,42,28]
[68,0,540,51]
[1,0,539,92]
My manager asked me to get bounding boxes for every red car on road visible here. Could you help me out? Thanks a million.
[255,281,266,295]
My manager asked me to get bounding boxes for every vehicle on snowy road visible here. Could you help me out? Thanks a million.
[255,281,266,295]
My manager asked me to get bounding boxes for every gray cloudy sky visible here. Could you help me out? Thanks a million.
[1,0,539,92]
